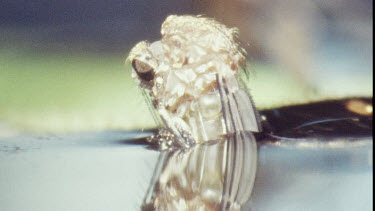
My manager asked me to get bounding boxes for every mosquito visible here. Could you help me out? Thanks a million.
[127,15,262,149]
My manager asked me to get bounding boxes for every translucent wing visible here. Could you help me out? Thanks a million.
[216,73,260,209]
[216,74,262,134]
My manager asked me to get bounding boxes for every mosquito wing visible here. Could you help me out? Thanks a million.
[217,73,260,209]
[216,74,262,134]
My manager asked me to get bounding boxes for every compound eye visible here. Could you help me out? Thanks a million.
[132,59,155,81]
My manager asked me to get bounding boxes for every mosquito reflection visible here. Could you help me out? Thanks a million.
[141,131,257,211]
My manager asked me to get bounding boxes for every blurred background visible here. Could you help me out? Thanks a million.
[0,0,372,134]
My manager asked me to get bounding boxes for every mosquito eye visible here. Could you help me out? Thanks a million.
[132,59,155,81]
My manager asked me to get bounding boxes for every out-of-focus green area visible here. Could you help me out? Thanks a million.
[0,49,145,132]
[0,48,320,133]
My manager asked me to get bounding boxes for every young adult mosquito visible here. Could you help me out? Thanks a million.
[127,15,262,149]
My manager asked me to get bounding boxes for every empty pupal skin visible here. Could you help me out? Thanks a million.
[127,15,261,148]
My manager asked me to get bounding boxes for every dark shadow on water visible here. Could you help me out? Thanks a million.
[260,97,373,139]
[114,129,160,150]
[120,97,373,149]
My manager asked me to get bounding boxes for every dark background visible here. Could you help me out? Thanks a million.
[1,0,371,55]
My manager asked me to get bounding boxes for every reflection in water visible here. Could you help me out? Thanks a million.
[142,132,257,211]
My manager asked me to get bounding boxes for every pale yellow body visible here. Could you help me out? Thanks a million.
[128,15,260,147]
